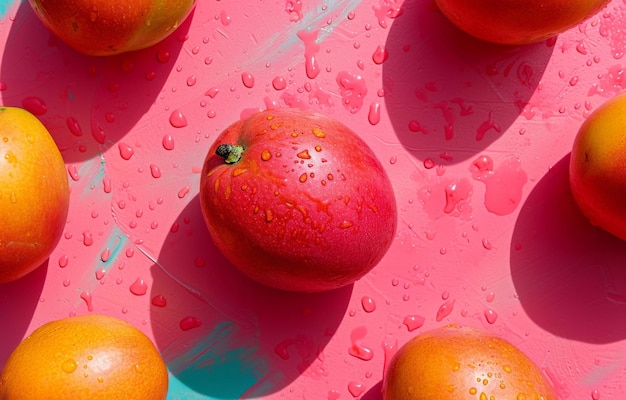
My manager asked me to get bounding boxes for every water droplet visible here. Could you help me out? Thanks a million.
[149,164,162,178]
[272,76,287,90]
[361,296,376,312]
[444,179,472,213]
[261,149,272,161]
[129,277,148,296]
[349,326,373,361]
[66,117,83,136]
[372,45,388,64]
[177,186,190,199]
[435,300,455,321]
[297,29,321,79]
[347,381,366,397]
[80,291,94,311]
[203,87,220,100]
[100,248,110,262]
[169,109,188,128]
[241,72,255,88]
[219,10,232,25]
[61,359,77,373]
[102,178,112,194]
[66,165,79,181]
[21,96,47,115]
[403,315,425,331]
[484,308,498,324]
[180,316,201,331]
[162,135,175,150]
[82,231,93,246]
[118,142,134,160]
[591,389,601,400]
[156,49,170,63]
[151,295,167,307]
[58,255,68,268]
[297,149,311,159]
[368,102,381,125]
[95,269,106,280]
[336,71,367,113]
[186,75,197,86]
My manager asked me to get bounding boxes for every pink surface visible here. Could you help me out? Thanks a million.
[1,0,626,398]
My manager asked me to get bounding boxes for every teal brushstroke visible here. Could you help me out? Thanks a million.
[245,0,362,70]
[166,321,266,400]
[0,0,17,18]
[98,226,128,268]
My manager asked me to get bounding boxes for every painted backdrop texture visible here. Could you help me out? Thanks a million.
[1,0,626,399]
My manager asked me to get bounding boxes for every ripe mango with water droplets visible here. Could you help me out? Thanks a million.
[0,107,70,283]
[28,0,196,55]
[200,108,397,292]
[383,325,556,400]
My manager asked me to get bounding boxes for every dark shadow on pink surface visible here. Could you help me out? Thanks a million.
[0,2,193,163]
[361,380,383,400]
[0,261,48,367]
[383,0,554,165]
[510,154,626,343]
[149,195,352,399]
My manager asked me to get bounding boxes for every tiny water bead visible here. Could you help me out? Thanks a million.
[403,315,425,332]
[67,165,79,181]
[149,164,162,178]
[347,381,366,397]
[58,254,69,268]
[129,278,148,296]
[372,45,388,64]
[272,76,287,90]
[21,96,47,115]
[297,29,321,79]
[162,134,175,150]
[169,109,188,128]
[61,358,78,374]
[80,291,94,312]
[361,296,376,312]
[179,316,202,331]
[436,299,455,321]
[66,117,83,136]
[484,308,498,324]
[241,71,255,88]
[151,295,167,307]
[82,231,94,246]
[118,142,134,160]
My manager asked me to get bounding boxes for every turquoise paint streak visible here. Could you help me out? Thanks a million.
[166,322,265,400]
[244,0,362,69]
[0,0,17,18]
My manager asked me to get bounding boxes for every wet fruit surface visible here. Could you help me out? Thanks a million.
[434,0,611,45]
[0,106,70,284]
[382,325,556,400]
[200,108,397,292]
[570,92,626,241]
[0,314,168,400]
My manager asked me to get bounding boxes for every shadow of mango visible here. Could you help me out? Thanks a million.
[383,0,554,164]
[149,195,352,399]
[510,154,626,343]
[0,1,193,162]
[0,261,48,368]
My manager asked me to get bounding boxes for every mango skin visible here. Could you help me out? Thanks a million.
[199,109,398,293]
[570,92,626,241]
[29,0,196,55]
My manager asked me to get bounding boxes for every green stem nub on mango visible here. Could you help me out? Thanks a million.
[216,144,244,164]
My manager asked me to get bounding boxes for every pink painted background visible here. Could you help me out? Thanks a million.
[1,0,626,398]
